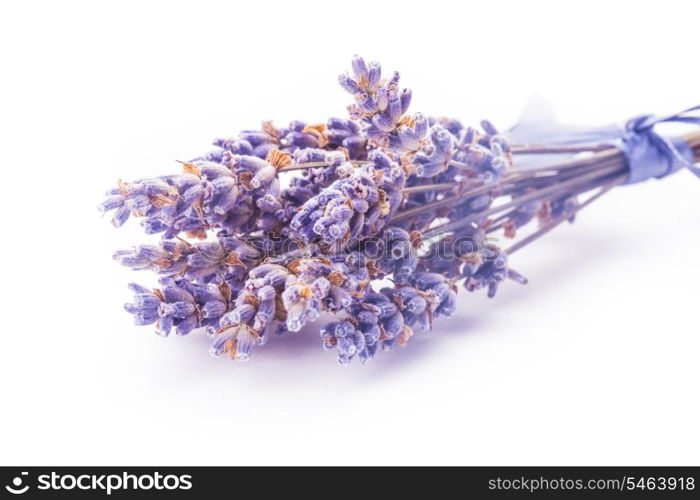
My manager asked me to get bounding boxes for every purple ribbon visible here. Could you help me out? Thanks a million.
[509,105,700,184]
[621,106,700,184]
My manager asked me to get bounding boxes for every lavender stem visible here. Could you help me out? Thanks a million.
[505,174,626,255]
[421,164,624,239]
[510,144,615,154]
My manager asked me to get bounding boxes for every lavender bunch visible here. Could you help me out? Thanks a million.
[103,56,700,363]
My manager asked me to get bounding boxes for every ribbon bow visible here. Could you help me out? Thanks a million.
[621,105,700,184]
[509,105,700,184]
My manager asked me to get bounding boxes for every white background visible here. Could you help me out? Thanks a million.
[1,0,699,465]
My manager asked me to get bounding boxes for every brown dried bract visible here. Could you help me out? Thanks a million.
[244,294,260,308]
[288,283,313,299]
[378,324,390,341]
[409,230,423,249]
[215,323,235,335]
[399,153,417,175]
[266,148,293,169]
[180,161,201,177]
[174,236,194,249]
[396,115,415,128]
[261,121,281,141]
[185,228,208,240]
[372,169,385,184]
[317,242,332,255]
[153,258,172,269]
[287,259,302,275]
[397,325,414,347]
[226,339,238,360]
[218,281,232,304]
[377,189,391,217]
[238,171,254,191]
[328,271,346,286]
[366,260,382,279]
[355,280,370,296]
[117,179,130,197]
[274,295,287,321]
[191,200,205,224]
[149,194,176,208]
[302,123,329,148]
[225,252,246,267]
[335,146,350,160]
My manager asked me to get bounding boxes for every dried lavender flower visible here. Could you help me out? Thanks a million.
[103,56,700,364]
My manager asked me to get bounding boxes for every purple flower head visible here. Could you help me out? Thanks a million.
[340,56,412,147]
[462,247,527,298]
[451,122,512,184]
[114,232,260,283]
[289,152,407,249]
[100,178,179,228]
[281,256,369,333]
[124,279,230,337]
[211,263,291,360]
[411,125,455,178]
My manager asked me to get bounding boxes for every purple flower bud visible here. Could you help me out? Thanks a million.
[339,74,362,95]
[367,61,382,90]
[400,88,412,114]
